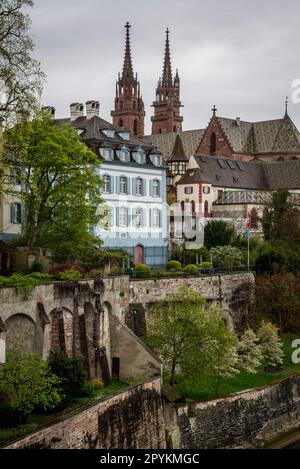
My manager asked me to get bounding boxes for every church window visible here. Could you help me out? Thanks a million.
[133,119,138,135]
[210,132,217,154]
[120,101,123,111]
[133,101,136,110]
[173,126,177,132]
[119,119,124,128]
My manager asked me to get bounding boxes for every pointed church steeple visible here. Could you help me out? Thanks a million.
[122,22,134,82]
[162,28,172,86]
[151,28,183,135]
[111,22,145,138]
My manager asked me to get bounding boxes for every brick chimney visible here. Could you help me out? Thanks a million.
[70,103,84,121]
[86,100,100,119]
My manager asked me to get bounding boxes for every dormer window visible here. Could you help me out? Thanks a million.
[133,148,145,164]
[103,129,115,138]
[150,154,162,166]
[118,131,130,141]
[118,146,130,162]
[100,148,114,161]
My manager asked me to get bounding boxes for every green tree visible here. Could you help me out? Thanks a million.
[0,351,62,422]
[262,189,300,247]
[0,1,44,126]
[4,112,103,254]
[48,352,89,400]
[204,220,236,250]
[237,329,263,374]
[144,286,238,385]
[210,246,243,270]
[257,321,284,369]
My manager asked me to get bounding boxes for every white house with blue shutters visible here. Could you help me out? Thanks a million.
[55,102,168,266]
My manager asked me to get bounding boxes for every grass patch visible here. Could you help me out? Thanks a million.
[176,336,300,402]
[0,380,127,447]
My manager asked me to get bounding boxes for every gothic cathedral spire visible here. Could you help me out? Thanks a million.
[151,28,183,135]
[111,22,145,138]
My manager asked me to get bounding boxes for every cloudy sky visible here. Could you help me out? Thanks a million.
[29,0,300,133]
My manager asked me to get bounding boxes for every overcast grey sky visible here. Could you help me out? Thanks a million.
[29,0,300,133]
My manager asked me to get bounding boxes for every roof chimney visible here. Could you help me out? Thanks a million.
[86,100,100,119]
[70,102,84,121]
[42,106,56,118]
[236,117,241,127]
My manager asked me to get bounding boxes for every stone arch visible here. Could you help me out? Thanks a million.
[49,307,73,356]
[5,313,41,356]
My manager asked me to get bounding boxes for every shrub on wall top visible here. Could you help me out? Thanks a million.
[49,262,85,276]
[183,264,199,273]
[134,264,151,278]
[167,260,182,271]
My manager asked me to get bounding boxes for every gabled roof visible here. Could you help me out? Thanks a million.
[215,114,300,154]
[169,134,189,162]
[145,129,205,161]
[178,155,300,191]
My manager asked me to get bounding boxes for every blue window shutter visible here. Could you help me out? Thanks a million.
[159,210,162,228]
[110,176,114,193]
[142,179,146,196]
[128,208,131,226]
[149,209,152,227]
[158,180,161,197]
[150,180,154,196]
[132,178,136,196]
[116,177,120,194]
[116,207,119,227]
[127,177,130,195]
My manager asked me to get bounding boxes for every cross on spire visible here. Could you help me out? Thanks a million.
[212,105,217,116]
[285,96,288,116]
[122,21,134,81]
[162,27,172,86]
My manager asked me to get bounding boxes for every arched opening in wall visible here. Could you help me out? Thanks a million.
[134,244,144,265]
[119,119,124,128]
[49,308,73,356]
[191,200,196,215]
[159,129,162,134]
[5,314,40,355]
[210,132,217,155]
[173,126,177,132]
[133,119,138,136]
[112,357,120,380]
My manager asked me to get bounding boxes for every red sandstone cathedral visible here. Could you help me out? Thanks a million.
[111,23,300,164]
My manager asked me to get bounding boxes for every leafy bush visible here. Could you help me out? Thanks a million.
[86,268,104,279]
[28,272,53,282]
[91,378,105,390]
[167,260,182,271]
[30,258,43,273]
[55,268,83,281]
[210,246,243,270]
[134,264,151,278]
[48,352,90,400]
[49,262,85,276]
[0,351,62,423]
[183,264,199,273]
[0,273,36,293]
[200,262,212,270]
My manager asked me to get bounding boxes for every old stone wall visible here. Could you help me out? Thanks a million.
[128,273,256,335]
[165,375,300,449]
[4,379,166,449]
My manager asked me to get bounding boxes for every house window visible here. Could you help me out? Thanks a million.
[136,178,143,196]
[153,180,160,196]
[119,176,127,194]
[119,207,127,227]
[136,208,143,228]
[153,209,160,228]
[210,132,217,154]
[10,167,21,185]
[203,186,210,194]
[184,187,193,195]
[119,146,129,162]
[103,175,110,193]
[10,203,22,224]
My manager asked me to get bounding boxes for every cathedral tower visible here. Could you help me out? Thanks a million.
[111,22,145,138]
[151,29,183,135]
